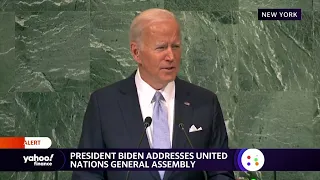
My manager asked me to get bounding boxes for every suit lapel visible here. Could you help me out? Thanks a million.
[172,77,194,149]
[118,73,150,149]
[164,78,194,180]
[117,72,161,180]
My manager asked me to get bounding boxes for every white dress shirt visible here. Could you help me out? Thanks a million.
[135,69,175,148]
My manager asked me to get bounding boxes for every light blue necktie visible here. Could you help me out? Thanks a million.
[152,91,171,179]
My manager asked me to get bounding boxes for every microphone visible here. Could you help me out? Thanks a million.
[178,123,208,180]
[125,117,152,180]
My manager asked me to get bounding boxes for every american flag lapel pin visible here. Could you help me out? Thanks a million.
[184,101,190,106]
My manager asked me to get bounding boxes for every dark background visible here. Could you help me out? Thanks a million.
[0,0,319,179]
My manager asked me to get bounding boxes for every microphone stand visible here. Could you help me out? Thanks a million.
[125,117,152,180]
[179,123,208,180]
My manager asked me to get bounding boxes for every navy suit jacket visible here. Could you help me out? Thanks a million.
[72,72,235,180]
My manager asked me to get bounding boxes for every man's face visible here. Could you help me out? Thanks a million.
[132,19,182,88]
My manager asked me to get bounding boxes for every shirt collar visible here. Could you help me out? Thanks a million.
[135,68,175,104]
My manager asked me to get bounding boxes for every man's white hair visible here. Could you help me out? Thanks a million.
[129,8,178,46]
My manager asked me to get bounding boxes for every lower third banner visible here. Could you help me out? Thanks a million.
[0,149,319,171]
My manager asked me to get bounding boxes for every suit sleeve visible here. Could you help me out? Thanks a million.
[207,94,235,180]
[71,92,107,180]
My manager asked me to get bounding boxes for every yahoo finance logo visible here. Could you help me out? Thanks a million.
[238,149,265,171]
[23,154,54,166]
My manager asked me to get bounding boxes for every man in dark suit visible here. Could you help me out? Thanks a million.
[72,8,235,180]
